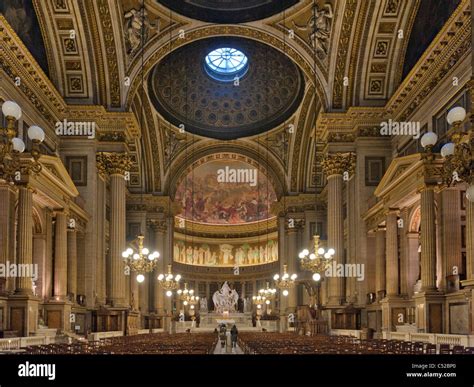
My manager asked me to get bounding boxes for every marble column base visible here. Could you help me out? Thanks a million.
[7,294,39,336]
[43,301,73,333]
[413,291,445,333]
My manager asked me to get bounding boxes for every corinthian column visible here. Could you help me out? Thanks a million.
[97,152,133,308]
[67,227,77,301]
[15,186,34,294]
[0,184,15,294]
[464,195,474,284]
[385,210,399,296]
[322,152,356,306]
[95,172,107,305]
[152,220,166,315]
[420,187,437,291]
[375,226,386,300]
[54,211,68,300]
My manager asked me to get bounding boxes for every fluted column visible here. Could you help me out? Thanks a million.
[110,173,126,306]
[97,152,133,308]
[465,196,474,283]
[399,209,409,295]
[385,210,399,296]
[286,225,298,311]
[96,173,107,304]
[0,184,15,294]
[322,153,355,306]
[420,188,437,291]
[54,211,68,300]
[15,186,33,294]
[441,189,462,288]
[375,226,386,299]
[152,221,166,314]
[67,227,77,301]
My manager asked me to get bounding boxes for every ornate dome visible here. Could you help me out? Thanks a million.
[156,0,298,23]
[148,37,305,140]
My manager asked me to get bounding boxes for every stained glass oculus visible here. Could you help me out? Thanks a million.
[205,47,248,81]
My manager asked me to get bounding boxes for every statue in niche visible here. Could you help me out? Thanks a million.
[124,7,158,56]
[186,246,193,264]
[293,3,333,58]
[200,297,208,312]
[220,244,233,265]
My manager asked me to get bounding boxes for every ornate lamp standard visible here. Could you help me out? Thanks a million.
[157,264,181,297]
[177,283,200,327]
[1,101,45,182]
[298,235,335,282]
[420,105,474,289]
[122,235,159,282]
[273,264,297,297]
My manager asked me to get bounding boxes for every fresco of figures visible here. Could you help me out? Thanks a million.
[173,240,278,267]
[174,159,277,225]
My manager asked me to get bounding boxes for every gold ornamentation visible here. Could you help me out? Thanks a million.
[96,152,133,176]
[321,152,356,177]
[332,0,357,108]
[97,0,121,107]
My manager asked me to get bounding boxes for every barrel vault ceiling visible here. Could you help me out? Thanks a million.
[2,0,467,195]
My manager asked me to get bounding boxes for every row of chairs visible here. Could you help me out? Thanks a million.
[24,333,218,355]
[238,333,474,355]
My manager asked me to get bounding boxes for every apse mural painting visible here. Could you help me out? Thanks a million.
[173,238,278,267]
[175,158,277,225]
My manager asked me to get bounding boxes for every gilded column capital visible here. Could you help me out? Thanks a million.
[96,152,133,176]
[383,208,400,217]
[148,219,167,233]
[321,152,356,177]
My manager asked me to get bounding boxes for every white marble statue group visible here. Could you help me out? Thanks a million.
[212,282,239,314]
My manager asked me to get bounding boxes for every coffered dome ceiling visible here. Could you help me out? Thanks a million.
[148,37,305,140]
[156,0,298,23]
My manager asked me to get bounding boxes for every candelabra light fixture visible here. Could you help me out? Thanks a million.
[253,282,277,308]
[1,101,45,183]
[273,264,297,296]
[177,283,200,307]
[157,264,182,297]
[122,235,159,283]
[298,235,335,281]
[425,106,474,202]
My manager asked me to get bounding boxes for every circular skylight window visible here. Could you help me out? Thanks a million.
[205,47,249,81]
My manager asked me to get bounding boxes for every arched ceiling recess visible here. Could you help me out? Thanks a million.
[148,37,305,140]
[125,24,329,110]
[167,145,287,201]
[174,152,278,226]
[155,0,299,23]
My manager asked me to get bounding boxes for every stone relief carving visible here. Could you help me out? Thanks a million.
[124,7,158,57]
[293,3,333,58]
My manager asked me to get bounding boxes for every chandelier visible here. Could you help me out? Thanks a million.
[424,106,474,202]
[122,234,159,282]
[298,235,335,281]
[177,283,200,307]
[273,264,297,296]
[157,264,181,297]
[1,101,45,183]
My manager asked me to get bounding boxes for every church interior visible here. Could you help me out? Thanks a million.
[1,0,474,370]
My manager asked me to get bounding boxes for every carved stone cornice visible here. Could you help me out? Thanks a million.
[148,219,167,233]
[96,152,133,176]
[126,194,181,216]
[270,194,326,217]
[321,152,356,177]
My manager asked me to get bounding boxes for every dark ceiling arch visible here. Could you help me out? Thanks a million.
[402,0,461,80]
[148,36,305,140]
[156,0,298,23]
